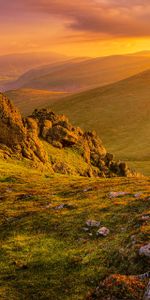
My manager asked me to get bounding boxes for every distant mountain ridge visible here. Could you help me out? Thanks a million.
[4,52,150,92]
[0,51,69,91]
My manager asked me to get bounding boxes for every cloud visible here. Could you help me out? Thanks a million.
[1,0,150,37]
[23,0,150,37]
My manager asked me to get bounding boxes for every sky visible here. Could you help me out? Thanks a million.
[1,0,150,57]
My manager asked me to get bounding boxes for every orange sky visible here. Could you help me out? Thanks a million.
[1,0,150,56]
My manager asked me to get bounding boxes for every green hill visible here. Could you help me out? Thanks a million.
[5,52,150,93]
[49,70,150,175]
[0,52,69,91]
[6,88,69,116]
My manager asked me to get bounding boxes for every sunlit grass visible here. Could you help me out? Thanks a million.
[0,159,150,299]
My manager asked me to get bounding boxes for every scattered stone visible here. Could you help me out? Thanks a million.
[139,244,150,258]
[88,233,93,237]
[83,227,89,232]
[83,187,93,192]
[86,220,100,227]
[17,194,33,200]
[54,203,75,210]
[109,191,129,198]
[131,235,136,245]
[121,227,126,232]
[97,227,110,237]
[141,215,150,221]
[54,204,65,210]
[45,203,52,209]
[6,188,13,193]
[143,280,150,300]
[138,271,150,280]
[134,192,142,198]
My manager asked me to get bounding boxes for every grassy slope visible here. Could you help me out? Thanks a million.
[6,89,70,116]
[0,52,68,78]
[7,52,150,93]
[0,52,69,92]
[0,158,150,300]
[49,70,150,175]
[4,57,89,92]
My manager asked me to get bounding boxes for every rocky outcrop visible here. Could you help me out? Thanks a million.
[30,108,134,177]
[0,94,137,177]
[0,93,47,162]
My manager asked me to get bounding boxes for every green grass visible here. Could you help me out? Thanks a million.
[0,158,150,299]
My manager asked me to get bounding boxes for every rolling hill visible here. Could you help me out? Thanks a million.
[5,51,150,93]
[47,69,150,174]
[0,52,69,91]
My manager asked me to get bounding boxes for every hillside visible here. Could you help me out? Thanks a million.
[0,92,136,178]
[0,52,68,91]
[5,52,150,93]
[0,158,150,300]
[6,89,69,116]
[0,93,149,300]
[47,70,150,175]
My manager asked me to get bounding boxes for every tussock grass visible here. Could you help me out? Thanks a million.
[0,159,150,299]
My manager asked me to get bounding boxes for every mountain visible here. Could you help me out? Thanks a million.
[3,57,90,92]
[0,92,136,178]
[0,52,68,91]
[4,52,150,92]
[47,69,150,175]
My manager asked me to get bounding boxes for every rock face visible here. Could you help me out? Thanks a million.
[30,108,134,177]
[0,94,137,177]
[0,93,47,162]
[0,93,26,148]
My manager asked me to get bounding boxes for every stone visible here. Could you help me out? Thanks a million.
[139,244,150,257]
[141,215,150,221]
[134,192,142,198]
[83,227,89,232]
[86,220,100,227]
[131,235,136,245]
[109,191,129,198]
[54,204,65,210]
[97,227,110,237]
[143,280,150,300]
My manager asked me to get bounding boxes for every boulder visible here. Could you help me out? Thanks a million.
[97,227,110,237]
[139,244,150,258]
[86,220,100,227]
